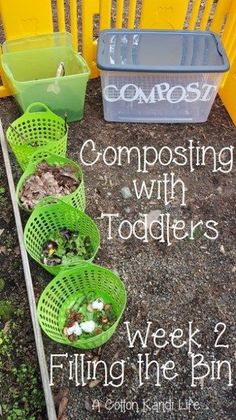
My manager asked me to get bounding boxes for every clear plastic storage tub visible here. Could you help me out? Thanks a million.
[97,30,229,123]
[1,33,90,122]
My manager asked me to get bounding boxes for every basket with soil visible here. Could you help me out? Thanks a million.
[16,153,86,212]
[24,199,100,275]
[37,263,127,349]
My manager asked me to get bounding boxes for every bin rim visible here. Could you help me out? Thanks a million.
[97,29,230,74]
[1,52,90,84]
[2,32,73,54]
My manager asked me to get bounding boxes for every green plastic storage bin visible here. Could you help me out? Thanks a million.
[6,102,68,170]
[16,153,86,212]
[24,199,100,275]
[1,33,90,122]
[37,263,127,349]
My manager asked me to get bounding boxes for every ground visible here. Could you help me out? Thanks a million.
[0,79,235,420]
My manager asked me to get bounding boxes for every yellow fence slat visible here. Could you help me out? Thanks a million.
[200,0,214,30]
[221,0,236,61]
[70,0,78,50]
[57,0,66,33]
[0,86,10,97]
[81,0,100,78]
[210,0,232,33]
[220,42,236,125]
[0,0,53,40]
[128,0,137,28]
[0,47,11,97]
[0,0,54,98]
[139,0,189,29]
[188,0,201,29]
[116,0,124,28]
[100,0,112,30]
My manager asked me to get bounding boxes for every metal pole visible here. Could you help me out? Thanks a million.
[0,121,57,420]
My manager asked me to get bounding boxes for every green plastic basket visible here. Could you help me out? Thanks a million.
[37,263,127,349]
[24,199,100,275]
[6,102,68,170]
[16,153,86,212]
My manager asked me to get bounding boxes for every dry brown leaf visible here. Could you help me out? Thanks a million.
[58,415,67,420]
[88,378,103,388]
[20,162,80,210]
[53,388,69,409]
[84,396,92,412]
[58,397,69,420]
[0,246,7,254]
[3,321,11,334]
[14,246,20,255]
[91,356,99,364]
[112,351,120,362]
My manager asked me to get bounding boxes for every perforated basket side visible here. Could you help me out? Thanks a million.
[6,103,68,169]
[37,263,127,348]
[24,201,100,275]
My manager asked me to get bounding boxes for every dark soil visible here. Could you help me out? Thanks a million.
[0,80,235,419]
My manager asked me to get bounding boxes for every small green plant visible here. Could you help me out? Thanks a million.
[0,316,45,418]
[0,277,5,292]
[0,300,14,321]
